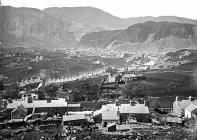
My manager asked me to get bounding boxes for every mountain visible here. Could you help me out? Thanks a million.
[44,7,124,29]
[0,6,76,49]
[79,21,197,53]
[44,7,197,29]
[126,16,197,26]
[43,7,125,40]
[1,6,197,51]
[44,7,197,41]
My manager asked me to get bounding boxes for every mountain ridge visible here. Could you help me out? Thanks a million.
[1,6,197,52]
[79,21,197,53]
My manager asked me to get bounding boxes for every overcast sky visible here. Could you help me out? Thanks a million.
[2,0,197,19]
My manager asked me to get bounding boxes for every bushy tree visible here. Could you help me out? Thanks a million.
[45,84,59,98]
[3,83,19,99]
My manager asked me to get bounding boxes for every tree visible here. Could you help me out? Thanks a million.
[36,90,45,100]
[45,84,58,99]
[3,83,19,99]
[106,67,117,74]
[80,83,99,101]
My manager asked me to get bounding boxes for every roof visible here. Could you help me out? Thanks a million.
[67,104,80,108]
[123,74,138,78]
[63,114,86,122]
[144,61,155,66]
[166,117,182,123]
[6,99,68,109]
[175,100,197,110]
[102,103,149,115]
[120,104,149,114]
[185,104,197,112]
[102,109,120,121]
[107,122,116,127]
[68,111,93,115]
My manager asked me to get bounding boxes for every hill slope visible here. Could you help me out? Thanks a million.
[44,7,197,41]
[79,21,197,53]
[0,6,76,49]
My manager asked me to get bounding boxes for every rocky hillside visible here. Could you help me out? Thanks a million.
[79,21,197,53]
[44,7,197,41]
[1,6,197,51]
[44,7,125,40]
[0,6,76,49]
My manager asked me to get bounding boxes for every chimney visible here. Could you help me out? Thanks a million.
[115,99,119,106]
[175,96,179,101]
[189,96,192,101]
[117,107,120,116]
[189,96,194,102]
[27,96,33,103]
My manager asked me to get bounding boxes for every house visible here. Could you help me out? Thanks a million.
[122,73,144,82]
[144,60,155,66]
[62,114,87,126]
[21,93,38,101]
[165,117,182,125]
[102,104,120,127]
[185,104,197,118]
[173,96,197,117]
[108,73,119,83]
[107,122,116,132]
[118,101,150,123]
[6,98,68,118]
[101,100,149,127]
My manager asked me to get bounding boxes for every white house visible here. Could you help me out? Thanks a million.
[101,100,149,127]
[185,104,197,118]
[173,96,197,117]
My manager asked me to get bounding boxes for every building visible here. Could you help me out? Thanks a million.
[6,98,81,119]
[107,122,116,132]
[108,73,119,83]
[102,104,120,127]
[185,104,197,118]
[6,99,67,119]
[62,114,88,126]
[122,73,144,82]
[101,100,149,127]
[165,116,182,125]
[173,96,197,117]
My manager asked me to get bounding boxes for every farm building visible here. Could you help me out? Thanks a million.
[122,73,144,82]
[62,114,88,126]
[185,104,197,118]
[101,100,150,127]
[6,98,80,119]
[173,96,197,117]
[107,122,116,132]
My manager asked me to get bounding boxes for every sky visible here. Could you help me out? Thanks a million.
[2,0,197,19]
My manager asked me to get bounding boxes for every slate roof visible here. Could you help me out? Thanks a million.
[102,109,120,121]
[177,100,197,110]
[101,103,149,121]
[63,114,86,122]
[7,99,68,109]
[185,104,197,112]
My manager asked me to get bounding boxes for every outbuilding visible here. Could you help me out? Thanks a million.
[62,114,87,126]
[185,104,197,118]
[107,122,116,132]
